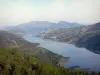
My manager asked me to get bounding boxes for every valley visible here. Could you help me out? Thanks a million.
[1,21,100,74]
[23,34,100,72]
[0,0,100,74]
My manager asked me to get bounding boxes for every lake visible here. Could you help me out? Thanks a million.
[23,34,100,72]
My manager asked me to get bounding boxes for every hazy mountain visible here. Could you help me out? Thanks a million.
[40,22,100,54]
[7,21,84,34]
[55,21,83,28]
[7,21,55,34]
[0,25,8,30]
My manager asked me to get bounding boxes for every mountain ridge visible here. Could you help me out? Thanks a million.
[39,22,100,54]
[7,21,84,34]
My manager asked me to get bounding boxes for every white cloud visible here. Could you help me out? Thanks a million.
[0,0,100,25]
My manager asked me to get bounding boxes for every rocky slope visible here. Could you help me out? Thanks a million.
[0,31,64,66]
[40,22,100,53]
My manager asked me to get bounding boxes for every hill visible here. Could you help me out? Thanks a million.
[0,31,64,66]
[39,22,100,54]
[7,21,83,34]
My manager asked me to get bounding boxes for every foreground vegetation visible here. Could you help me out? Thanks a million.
[0,48,99,75]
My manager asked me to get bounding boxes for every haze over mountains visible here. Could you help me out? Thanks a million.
[7,21,84,34]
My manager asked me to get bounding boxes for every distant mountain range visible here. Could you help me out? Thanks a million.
[39,22,100,54]
[7,21,84,34]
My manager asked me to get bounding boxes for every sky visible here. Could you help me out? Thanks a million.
[0,0,100,26]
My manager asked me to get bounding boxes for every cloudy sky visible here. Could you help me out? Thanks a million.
[0,0,100,26]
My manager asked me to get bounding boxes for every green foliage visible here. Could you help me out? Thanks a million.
[0,48,99,75]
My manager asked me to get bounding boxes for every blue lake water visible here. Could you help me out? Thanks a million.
[23,34,100,72]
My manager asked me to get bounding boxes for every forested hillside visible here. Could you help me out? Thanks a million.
[0,48,99,75]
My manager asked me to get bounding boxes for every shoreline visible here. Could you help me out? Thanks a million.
[57,57,70,67]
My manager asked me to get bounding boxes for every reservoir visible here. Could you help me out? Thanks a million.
[23,34,100,72]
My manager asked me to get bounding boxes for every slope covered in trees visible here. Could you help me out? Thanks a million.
[0,48,98,75]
